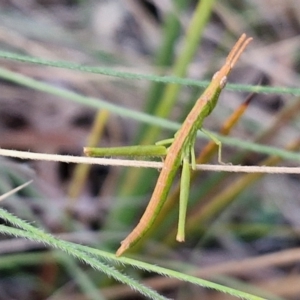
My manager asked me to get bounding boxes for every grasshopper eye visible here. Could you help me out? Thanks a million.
[220,76,227,89]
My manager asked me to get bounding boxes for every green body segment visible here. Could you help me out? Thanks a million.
[177,156,191,241]
[116,83,224,256]
[126,154,182,247]
[115,34,252,256]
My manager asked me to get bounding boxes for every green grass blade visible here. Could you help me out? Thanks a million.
[0,219,265,300]
[0,210,169,300]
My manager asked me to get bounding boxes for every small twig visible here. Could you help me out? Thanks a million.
[0,148,300,174]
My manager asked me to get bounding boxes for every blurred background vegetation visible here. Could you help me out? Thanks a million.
[0,0,300,299]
